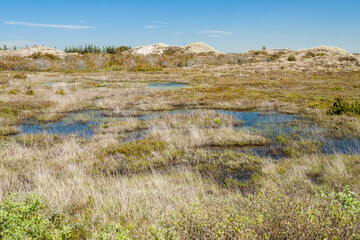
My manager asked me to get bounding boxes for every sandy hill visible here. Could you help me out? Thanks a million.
[295,46,354,57]
[0,46,68,59]
[245,46,358,65]
[127,42,222,55]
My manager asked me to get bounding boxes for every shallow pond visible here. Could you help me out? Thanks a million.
[46,82,81,87]
[17,109,360,157]
[147,83,189,89]
[19,111,108,138]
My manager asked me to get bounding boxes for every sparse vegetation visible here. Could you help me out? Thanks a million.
[25,87,35,95]
[13,72,27,79]
[0,44,360,238]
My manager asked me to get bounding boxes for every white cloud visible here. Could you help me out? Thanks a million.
[4,21,92,30]
[145,25,158,29]
[198,30,232,35]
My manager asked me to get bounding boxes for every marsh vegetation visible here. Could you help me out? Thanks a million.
[0,51,359,239]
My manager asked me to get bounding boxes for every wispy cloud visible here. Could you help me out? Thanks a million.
[198,30,232,36]
[208,34,222,38]
[4,21,92,30]
[144,25,158,29]
[154,21,169,24]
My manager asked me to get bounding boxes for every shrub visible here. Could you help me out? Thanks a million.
[129,64,163,72]
[0,194,78,239]
[327,96,360,115]
[305,51,316,58]
[308,102,324,108]
[25,87,35,95]
[213,118,222,125]
[55,89,65,95]
[287,55,296,61]
[100,139,167,158]
[330,86,343,91]
[13,72,27,79]
[339,56,358,62]
[7,89,17,95]
[326,185,360,214]
[30,53,61,61]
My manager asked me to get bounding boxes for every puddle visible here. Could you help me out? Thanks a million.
[17,109,360,157]
[147,83,189,89]
[18,111,110,138]
[46,82,81,87]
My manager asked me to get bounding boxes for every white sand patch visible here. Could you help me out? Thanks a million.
[0,46,69,59]
[127,42,222,55]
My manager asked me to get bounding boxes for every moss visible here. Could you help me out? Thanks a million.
[100,139,167,158]
[55,89,65,95]
[7,89,17,95]
[0,107,19,116]
[308,102,324,108]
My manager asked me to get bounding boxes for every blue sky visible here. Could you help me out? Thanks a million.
[0,0,359,53]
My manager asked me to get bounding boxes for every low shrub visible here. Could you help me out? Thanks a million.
[55,89,65,95]
[100,139,167,158]
[25,87,35,95]
[7,89,17,95]
[339,56,358,62]
[13,72,27,79]
[129,64,163,72]
[0,194,79,239]
[287,55,296,61]
[327,96,360,115]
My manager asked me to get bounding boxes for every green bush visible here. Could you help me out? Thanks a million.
[159,187,360,239]
[7,89,17,95]
[94,223,132,240]
[327,96,360,115]
[326,185,360,214]
[55,89,66,95]
[0,194,77,239]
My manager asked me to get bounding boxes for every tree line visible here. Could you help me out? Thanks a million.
[64,44,131,54]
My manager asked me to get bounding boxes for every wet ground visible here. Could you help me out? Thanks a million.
[18,109,360,158]
[146,83,189,89]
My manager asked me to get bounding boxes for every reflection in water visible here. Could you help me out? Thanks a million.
[147,83,189,89]
[19,111,106,138]
[18,109,360,157]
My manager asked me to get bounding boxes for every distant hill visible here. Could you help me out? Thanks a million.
[0,46,70,59]
[125,42,222,55]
